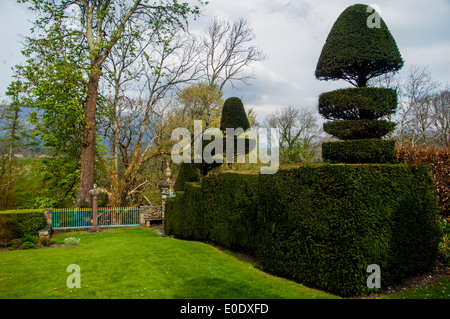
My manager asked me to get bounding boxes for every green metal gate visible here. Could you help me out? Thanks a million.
[52,207,140,229]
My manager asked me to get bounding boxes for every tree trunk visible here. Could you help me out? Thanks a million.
[76,66,102,207]
[4,110,18,210]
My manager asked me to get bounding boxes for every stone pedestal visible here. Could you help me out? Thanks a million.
[89,184,102,232]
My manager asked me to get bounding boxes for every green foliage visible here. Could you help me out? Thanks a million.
[220,97,250,132]
[194,137,225,176]
[177,82,224,128]
[322,139,396,163]
[165,165,441,297]
[438,218,450,266]
[0,82,38,210]
[21,233,38,250]
[21,241,36,249]
[15,0,206,206]
[319,87,398,120]
[323,120,397,140]
[0,158,42,209]
[39,237,51,247]
[315,4,404,87]
[0,216,25,246]
[164,183,205,241]
[13,21,87,207]
[166,174,259,251]
[0,209,46,237]
[174,163,200,191]
[202,173,259,251]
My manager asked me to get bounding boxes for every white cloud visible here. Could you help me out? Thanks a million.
[0,2,33,99]
[1,0,449,117]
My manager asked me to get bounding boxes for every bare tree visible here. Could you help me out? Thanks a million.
[264,106,322,164]
[99,31,202,206]
[373,65,440,147]
[370,65,450,148]
[403,66,439,146]
[432,89,450,148]
[20,0,204,207]
[201,17,267,91]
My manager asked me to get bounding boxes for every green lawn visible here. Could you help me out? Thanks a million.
[0,227,339,299]
[381,277,450,299]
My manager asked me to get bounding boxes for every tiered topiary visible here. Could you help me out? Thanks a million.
[315,4,404,163]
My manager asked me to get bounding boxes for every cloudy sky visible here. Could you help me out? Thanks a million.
[1,0,449,122]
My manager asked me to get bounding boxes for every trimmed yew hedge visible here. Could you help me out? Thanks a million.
[257,165,440,296]
[165,164,441,297]
[0,209,46,236]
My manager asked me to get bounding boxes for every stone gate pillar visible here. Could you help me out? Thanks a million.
[158,162,175,219]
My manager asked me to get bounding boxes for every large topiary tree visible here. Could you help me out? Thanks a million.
[220,97,250,132]
[315,4,404,163]
[193,97,253,175]
[220,97,251,170]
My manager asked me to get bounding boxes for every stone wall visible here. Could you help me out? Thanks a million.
[140,205,163,226]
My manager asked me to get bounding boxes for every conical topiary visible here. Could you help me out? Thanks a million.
[315,3,404,87]
[220,97,250,132]
[220,97,251,170]
[315,4,403,163]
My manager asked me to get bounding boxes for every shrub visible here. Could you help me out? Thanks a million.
[64,237,81,245]
[39,237,51,247]
[322,139,396,163]
[19,233,38,249]
[165,165,441,297]
[0,216,25,246]
[0,209,46,236]
[219,97,252,170]
[438,218,450,266]
[20,233,38,249]
[323,119,397,140]
[21,241,36,249]
[21,233,38,245]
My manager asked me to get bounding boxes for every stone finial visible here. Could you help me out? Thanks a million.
[89,184,102,197]
[165,161,172,182]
